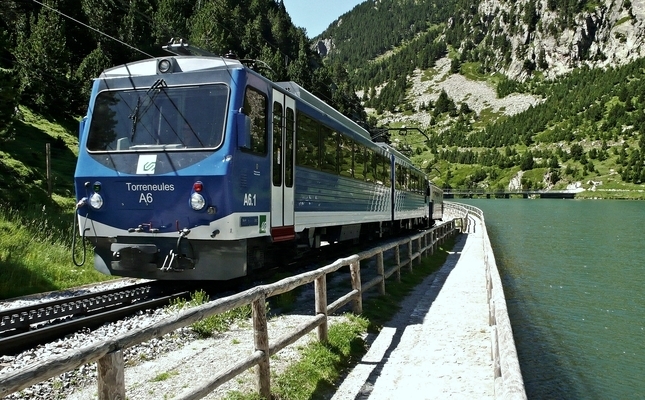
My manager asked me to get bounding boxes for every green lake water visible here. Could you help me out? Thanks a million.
[457,199,645,399]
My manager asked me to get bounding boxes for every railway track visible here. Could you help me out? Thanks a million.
[0,281,191,356]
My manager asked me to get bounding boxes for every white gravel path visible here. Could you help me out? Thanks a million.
[331,219,494,399]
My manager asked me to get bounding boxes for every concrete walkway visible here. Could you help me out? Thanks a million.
[331,216,495,399]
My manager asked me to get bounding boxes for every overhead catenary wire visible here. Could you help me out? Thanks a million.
[20,0,353,119]
[30,0,153,58]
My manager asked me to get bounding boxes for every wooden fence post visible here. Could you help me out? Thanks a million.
[252,297,271,399]
[315,275,328,342]
[350,261,362,314]
[46,143,52,198]
[423,233,428,257]
[376,252,385,295]
[432,229,437,254]
[407,240,413,272]
[394,245,401,282]
[434,227,441,252]
[97,350,125,400]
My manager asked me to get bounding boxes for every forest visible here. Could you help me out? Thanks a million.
[0,0,366,137]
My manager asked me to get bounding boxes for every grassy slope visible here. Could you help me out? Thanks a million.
[0,107,111,300]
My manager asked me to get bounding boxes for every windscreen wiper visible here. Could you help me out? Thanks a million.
[129,79,167,142]
[129,96,142,141]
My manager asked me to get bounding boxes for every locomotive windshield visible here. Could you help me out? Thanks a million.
[86,84,228,152]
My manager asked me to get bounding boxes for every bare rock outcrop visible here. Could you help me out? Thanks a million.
[476,0,645,80]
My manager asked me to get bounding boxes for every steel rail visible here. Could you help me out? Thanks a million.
[0,291,189,356]
[0,282,155,333]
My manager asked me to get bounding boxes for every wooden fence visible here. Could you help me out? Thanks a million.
[0,219,459,400]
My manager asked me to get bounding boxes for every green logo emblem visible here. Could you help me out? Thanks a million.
[259,215,267,233]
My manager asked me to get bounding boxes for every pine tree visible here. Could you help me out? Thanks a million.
[119,0,155,60]
[0,24,18,136]
[14,2,72,115]
[152,0,195,45]
[74,44,112,104]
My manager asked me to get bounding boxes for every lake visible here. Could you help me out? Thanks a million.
[456,199,645,399]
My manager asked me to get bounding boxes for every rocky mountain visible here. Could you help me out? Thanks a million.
[316,0,645,81]
[473,0,645,80]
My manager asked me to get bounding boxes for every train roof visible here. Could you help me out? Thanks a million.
[95,48,395,158]
[98,56,243,78]
[274,81,372,141]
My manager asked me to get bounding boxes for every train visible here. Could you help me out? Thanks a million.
[73,40,444,280]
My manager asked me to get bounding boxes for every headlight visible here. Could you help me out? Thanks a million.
[190,193,205,210]
[89,192,103,209]
[158,59,172,73]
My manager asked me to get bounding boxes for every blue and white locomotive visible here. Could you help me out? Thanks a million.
[74,41,443,280]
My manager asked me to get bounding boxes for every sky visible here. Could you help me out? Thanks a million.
[282,0,366,38]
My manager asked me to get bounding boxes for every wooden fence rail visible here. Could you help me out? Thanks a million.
[0,219,459,400]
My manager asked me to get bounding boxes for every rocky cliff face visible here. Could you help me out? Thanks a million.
[316,38,334,57]
[317,0,645,81]
[476,0,645,79]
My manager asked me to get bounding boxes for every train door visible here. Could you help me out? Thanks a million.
[270,89,296,241]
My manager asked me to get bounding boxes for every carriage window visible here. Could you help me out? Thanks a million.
[296,112,319,169]
[403,167,408,189]
[285,107,294,188]
[365,148,375,182]
[243,87,268,155]
[403,168,410,190]
[373,152,380,184]
[355,144,366,181]
[321,127,338,175]
[380,153,391,187]
[396,164,404,190]
[339,135,353,178]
